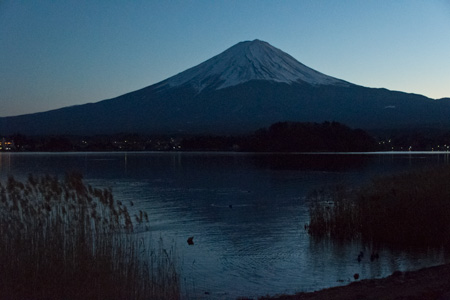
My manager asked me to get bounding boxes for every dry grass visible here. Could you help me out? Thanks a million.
[307,165,450,247]
[0,173,179,300]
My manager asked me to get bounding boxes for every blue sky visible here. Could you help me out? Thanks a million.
[1,0,450,117]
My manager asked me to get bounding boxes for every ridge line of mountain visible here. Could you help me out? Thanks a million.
[1,40,449,136]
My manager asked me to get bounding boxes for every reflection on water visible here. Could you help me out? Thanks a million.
[250,153,371,171]
[0,152,11,174]
[1,151,450,299]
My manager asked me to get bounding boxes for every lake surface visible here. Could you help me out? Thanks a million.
[1,151,450,299]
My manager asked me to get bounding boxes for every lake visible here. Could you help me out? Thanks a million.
[1,151,449,299]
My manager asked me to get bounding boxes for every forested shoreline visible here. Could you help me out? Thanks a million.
[2,121,450,152]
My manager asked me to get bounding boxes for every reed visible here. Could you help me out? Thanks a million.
[307,165,450,247]
[0,173,179,300]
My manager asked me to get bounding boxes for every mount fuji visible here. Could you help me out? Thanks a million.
[1,39,450,135]
[160,39,348,91]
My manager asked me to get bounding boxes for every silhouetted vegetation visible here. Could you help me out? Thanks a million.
[244,121,377,152]
[307,166,450,247]
[10,121,450,152]
[0,173,179,300]
[2,121,377,152]
[181,121,378,152]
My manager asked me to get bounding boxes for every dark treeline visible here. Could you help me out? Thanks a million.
[181,121,377,152]
[248,121,376,152]
[3,122,377,152]
[3,134,181,152]
[6,121,450,152]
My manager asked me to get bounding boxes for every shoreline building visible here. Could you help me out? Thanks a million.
[0,138,14,151]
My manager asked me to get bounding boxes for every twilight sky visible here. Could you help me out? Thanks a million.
[1,1,450,117]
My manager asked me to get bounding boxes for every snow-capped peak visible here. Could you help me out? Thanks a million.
[161,39,348,91]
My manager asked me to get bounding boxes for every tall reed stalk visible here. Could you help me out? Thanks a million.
[307,165,450,247]
[0,173,179,300]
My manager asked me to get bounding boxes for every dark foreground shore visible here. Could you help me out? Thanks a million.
[259,263,450,300]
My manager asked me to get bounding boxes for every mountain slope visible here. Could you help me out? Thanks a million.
[159,39,349,91]
[1,40,449,136]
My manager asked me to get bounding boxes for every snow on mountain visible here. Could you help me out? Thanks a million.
[161,39,349,92]
[4,39,449,136]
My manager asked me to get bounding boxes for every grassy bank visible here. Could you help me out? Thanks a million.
[307,165,450,247]
[0,173,179,300]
